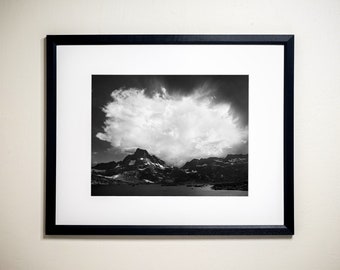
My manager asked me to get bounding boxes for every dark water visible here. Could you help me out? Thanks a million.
[92,184,248,196]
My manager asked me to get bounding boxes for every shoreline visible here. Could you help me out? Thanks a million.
[91,183,248,196]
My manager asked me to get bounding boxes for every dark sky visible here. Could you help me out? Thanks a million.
[92,75,248,164]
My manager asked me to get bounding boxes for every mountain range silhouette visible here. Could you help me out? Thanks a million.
[92,148,248,191]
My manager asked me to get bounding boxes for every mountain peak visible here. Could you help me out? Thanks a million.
[121,148,166,166]
[132,148,153,160]
[135,148,149,156]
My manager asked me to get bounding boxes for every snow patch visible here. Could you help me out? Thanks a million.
[143,179,154,184]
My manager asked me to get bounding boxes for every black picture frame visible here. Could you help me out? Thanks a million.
[46,35,294,235]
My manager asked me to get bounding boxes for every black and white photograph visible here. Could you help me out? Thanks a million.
[92,75,248,196]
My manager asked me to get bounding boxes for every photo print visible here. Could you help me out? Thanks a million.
[92,75,248,196]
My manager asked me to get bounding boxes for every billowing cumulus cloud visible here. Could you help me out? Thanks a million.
[96,88,248,166]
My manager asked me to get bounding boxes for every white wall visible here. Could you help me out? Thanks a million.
[0,0,339,269]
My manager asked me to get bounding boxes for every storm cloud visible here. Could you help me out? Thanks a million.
[92,75,248,165]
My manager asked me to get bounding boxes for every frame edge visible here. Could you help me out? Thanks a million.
[45,34,295,236]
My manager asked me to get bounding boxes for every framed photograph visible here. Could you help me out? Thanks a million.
[46,35,294,235]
